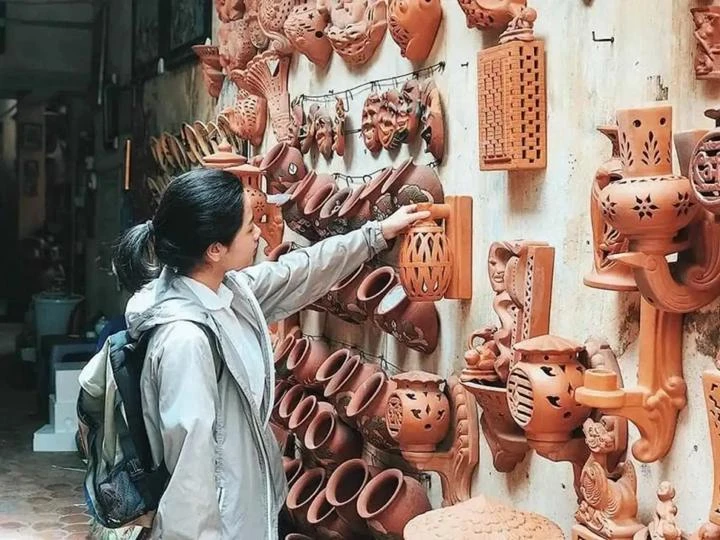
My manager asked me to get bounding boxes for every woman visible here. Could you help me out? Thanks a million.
[112,168,429,540]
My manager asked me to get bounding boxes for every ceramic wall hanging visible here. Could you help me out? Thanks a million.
[284,2,333,67]
[362,92,383,153]
[192,45,225,99]
[325,458,374,535]
[356,265,399,322]
[260,142,308,193]
[632,482,684,540]
[601,105,720,313]
[420,78,445,162]
[375,283,440,353]
[323,355,382,426]
[304,410,363,469]
[456,0,527,31]
[287,337,331,388]
[322,264,371,323]
[304,183,339,239]
[314,107,335,159]
[377,89,402,150]
[356,468,432,540]
[398,197,473,301]
[404,495,564,540]
[388,0,442,62]
[382,159,444,207]
[222,89,268,148]
[692,6,720,80]
[345,371,398,449]
[320,0,388,65]
[689,109,720,212]
[281,171,334,240]
[584,125,636,292]
[256,0,295,54]
[332,98,346,156]
[387,374,480,506]
[218,17,259,73]
[477,30,546,170]
[216,0,245,22]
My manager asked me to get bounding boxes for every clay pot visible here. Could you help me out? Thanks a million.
[316,348,356,389]
[274,333,297,379]
[356,266,398,324]
[306,488,357,540]
[278,384,308,428]
[288,395,335,443]
[385,371,450,452]
[388,0,442,62]
[282,172,336,239]
[283,3,332,68]
[374,283,439,354]
[268,241,295,262]
[360,167,396,221]
[304,183,339,239]
[324,356,383,425]
[286,468,327,532]
[337,185,372,231]
[272,380,293,425]
[326,458,373,534]
[345,371,398,450]
[507,335,592,443]
[287,337,331,388]
[324,264,372,323]
[305,410,363,468]
[356,468,431,538]
[260,142,308,193]
[283,457,304,491]
[382,160,444,208]
[318,186,354,237]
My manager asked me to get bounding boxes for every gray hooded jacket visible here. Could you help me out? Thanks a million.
[124,222,388,539]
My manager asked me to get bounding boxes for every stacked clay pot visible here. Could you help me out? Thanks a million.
[287,337,331,388]
[326,458,374,535]
[346,371,398,450]
[323,354,382,425]
[287,468,327,532]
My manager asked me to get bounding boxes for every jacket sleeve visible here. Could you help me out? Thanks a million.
[152,323,222,540]
[232,220,388,323]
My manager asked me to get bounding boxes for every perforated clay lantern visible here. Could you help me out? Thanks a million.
[398,197,473,302]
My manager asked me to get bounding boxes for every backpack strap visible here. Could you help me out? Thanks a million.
[193,322,224,383]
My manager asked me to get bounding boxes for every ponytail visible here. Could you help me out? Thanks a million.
[112,220,160,293]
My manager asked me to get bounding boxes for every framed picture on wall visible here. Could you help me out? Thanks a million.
[166,0,211,68]
[132,0,161,81]
[19,123,43,152]
[22,160,39,197]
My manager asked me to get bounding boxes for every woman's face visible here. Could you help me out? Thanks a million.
[224,191,261,271]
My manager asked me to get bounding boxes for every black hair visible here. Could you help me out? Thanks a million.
[112,168,245,292]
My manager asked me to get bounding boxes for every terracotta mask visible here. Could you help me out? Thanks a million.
[487,243,512,294]
[395,79,422,143]
[388,0,442,62]
[377,90,401,149]
[333,97,347,156]
[314,108,335,159]
[420,78,444,161]
[320,0,388,65]
[362,92,383,153]
[284,4,333,67]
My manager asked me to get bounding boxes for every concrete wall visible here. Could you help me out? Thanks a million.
[15,100,45,239]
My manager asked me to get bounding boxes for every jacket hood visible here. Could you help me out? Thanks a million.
[125,267,210,338]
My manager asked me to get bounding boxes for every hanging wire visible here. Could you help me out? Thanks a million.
[303,332,403,375]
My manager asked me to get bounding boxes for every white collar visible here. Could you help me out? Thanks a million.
[177,275,233,311]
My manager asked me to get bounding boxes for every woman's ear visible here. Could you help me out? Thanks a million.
[205,241,226,264]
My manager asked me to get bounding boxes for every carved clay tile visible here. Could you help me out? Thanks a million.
[192,45,225,99]
[420,78,445,162]
[388,0,442,62]
[477,38,546,170]
[284,2,333,67]
[692,6,720,80]
[320,0,388,65]
[456,0,526,31]
[218,18,259,73]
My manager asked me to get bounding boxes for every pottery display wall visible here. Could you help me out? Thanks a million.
[205,0,720,533]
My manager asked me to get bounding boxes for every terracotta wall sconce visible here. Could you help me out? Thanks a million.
[456,0,527,32]
[388,0,442,63]
[385,372,480,506]
[284,2,333,68]
[461,240,554,472]
[319,0,388,65]
[192,45,225,99]
[476,16,546,171]
[692,6,720,80]
[222,89,268,148]
[398,197,473,302]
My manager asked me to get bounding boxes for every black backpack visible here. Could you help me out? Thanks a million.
[76,323,222,529]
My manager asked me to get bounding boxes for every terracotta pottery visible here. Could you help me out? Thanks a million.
[320,0,388,65]
[337,186,371,231]
[356,468,431,539]
[676,127,710,178]
[304,410,363,468]
[584,124,637,292]
[284,3,332,67]
[374,283,439,354]
[283,457,304,491]
[288,395,335,443]
[377,89,401,150]
[278,384,308,428]
[403,494,564,540]
[356,266,398,325]
[357,167,395,221]
[332,98,346,157]
[286,468,327,532]
[324,264,372,323]
[420,78,445,162]
[282,172,335,240]
[218,18,258,73]
[381,160,444,208]
[687,109,720,212]
[693,7,720,80]
[477,38,546,170]
[388,0,442,62]
[317,349,357,389]
[701,368,720,535]
[271,380,293,431]
[273,333,297,379]
[345,371,398,449]
[287,337,331,388]
[507,335,592,443]
[260,142,308,194]
[324,356,382,425]
[361,92,383,153]
[303,183,339,239]
[298,102,318,155]
[385,371,450,452]
[314,108,335,160]
[306,488,357,540]
[326,458,373,534]
[455,0,526,30]
[192,45,224,99]
[223,88,268,147]
[215,0,244,22]
[318,186,354,237]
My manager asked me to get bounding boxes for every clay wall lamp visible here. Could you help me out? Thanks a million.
[192,44,225,99]
[398,197,473,302]
[384,372,480,506]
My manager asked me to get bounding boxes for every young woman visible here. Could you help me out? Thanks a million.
[112,168,430,540]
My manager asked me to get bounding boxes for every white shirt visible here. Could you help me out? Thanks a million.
[178,276,265,408]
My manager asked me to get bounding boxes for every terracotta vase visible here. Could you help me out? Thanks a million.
[192,45,224,99]
[356,266,398,322]
[305,410,363,468]
[273,333,297,379]
[260,142,308,194]
[345,371,398,449]
[326,458,374,534]
[420,78,445,162]
[381,160,444,208]
[337,186,372,231]
[599,106,699,254]
[324,356,382,426]
[388,0,442,62]
[324,264,372,323]
[506,335,592,443]
[385,371,450,452]
[321,0,388,65]
[306,488,357,540]
[318,187,354,237]
[288,395,335,443]
[374,283,439,354]
[361,92,384,153]
[287,337,331,388]
[304,183,339,239]
[356,468,431,539]
[284,3,332,67]
[359,167,396,221]
[283,457,304,491]
[286,468,328,532]
[278,384,308,428]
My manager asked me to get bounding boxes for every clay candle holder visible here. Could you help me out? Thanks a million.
[398,197,473,301]
[388,0,442,62]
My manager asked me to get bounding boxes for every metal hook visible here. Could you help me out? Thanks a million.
[591,30,615,44]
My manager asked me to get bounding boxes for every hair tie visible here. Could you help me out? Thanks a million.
[146,220,154,235]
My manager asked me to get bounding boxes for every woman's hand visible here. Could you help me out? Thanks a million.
[379,204,432,240]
